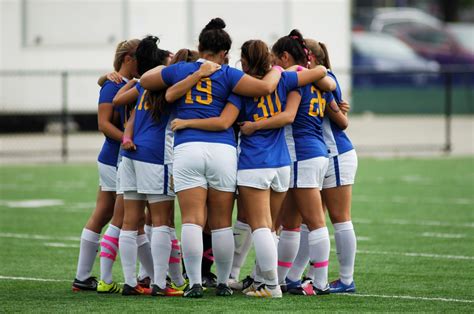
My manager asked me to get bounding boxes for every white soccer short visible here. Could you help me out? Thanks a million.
[98,161,117,192]
[289,156,329,189]
[116,156,123,195]
[173,142,237,193]
[323,149,358,189]
[237,166,290,192]
[119,157,175,202]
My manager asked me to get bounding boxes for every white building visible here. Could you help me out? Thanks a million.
[0,0,351,114]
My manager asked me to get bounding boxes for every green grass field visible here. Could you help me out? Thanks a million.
[1,157,473,312]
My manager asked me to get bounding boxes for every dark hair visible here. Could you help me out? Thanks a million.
[241,40,271,78]
[305,38,332,69]
[146,48,200,122]
[198,18,232,55]
[272,29,311,67]
[135,36,167,76]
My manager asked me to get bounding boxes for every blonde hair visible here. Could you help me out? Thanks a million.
[113,39,140,71]
[305,38,331,70]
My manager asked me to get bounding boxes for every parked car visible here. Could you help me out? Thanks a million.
[447,23,474,54]
[352,31,440,87]
[369,7,474,66]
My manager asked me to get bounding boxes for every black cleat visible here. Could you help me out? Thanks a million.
[314,284,331,295]
[183,284,204,298]
[122,284,151,296]
[215,283,233,296]
[202,272,217,288]
[72,276,98,292]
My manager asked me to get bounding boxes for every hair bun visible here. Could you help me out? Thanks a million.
[289,29,303,41]
[143,35,160,45]
[205,18,226,30]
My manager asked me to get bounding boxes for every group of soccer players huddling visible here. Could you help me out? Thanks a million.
[71,17,358,298]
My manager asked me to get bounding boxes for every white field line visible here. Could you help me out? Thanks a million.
[353,218,474,229]
[344,293,474,304]
[352,195,473,206]
[421,232,466,239]
[43,242,79,248]
[356,250,474,260]
[0,275,472,304]
[0,275,69,283]
[0,199,64,208]
[0,232,79,241]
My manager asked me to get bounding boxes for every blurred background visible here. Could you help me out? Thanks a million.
[0,0,473,163]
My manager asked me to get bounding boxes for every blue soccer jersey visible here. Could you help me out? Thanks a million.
[161,59,244,147]
[229,72,299,170]
[323,71,354,157]
[97,80,127,167]
[285,83,334,161]
[121,83,173,165]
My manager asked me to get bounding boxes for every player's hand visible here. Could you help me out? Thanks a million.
[198,61,221,78]
[106,71,123,84]
[240,121,257,136]
[121,140,136,151]
[339,100,350,114]
[171,118,188,132]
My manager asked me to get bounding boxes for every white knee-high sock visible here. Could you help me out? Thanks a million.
[181,223,203,286]
[277,229,300,284]
[287,224,310,282]
[252,228,278,287]
[138,224,153,281]
[168,228,185,286]
[119,230,138,287]
[76,228,100,281]
[212,227,234,285]
[137,233,154,284]
[230,220,252,280]
[151,226,171,289]
[99,224,120,284]
[308,227,330,290]
[334,221,356,285]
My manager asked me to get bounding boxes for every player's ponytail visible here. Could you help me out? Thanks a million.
[198,17,232,55]
[113,39,141,71]
[305,38,332,70]
[241,40,272,78]
[272,29,310,68]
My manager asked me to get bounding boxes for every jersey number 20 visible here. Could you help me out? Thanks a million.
[308,85,325,117]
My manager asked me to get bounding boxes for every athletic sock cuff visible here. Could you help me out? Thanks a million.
[136,233,149,246]
[211,227,232,234]
[308,227,329,243]
[82,228,100,243]
[182,223,202,231]
[333,221,353,232]
[234,220,251,230]
[152,226,170,234]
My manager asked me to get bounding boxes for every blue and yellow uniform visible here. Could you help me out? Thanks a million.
[285,83,334,189]
[160,59,245,193]
[119,83,175,198]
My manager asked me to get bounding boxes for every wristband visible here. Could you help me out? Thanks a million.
[272,65,284,73]
[122,136,132,144]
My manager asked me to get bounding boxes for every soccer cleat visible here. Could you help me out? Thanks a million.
[151,284,184,297]
[183,284,204,298]
[285,277,301,290]
[314,283,331,295]
[122,284,152,296]
[97,280,122,294]
[288,278,315,296]
[215,283,233,296]
[230,275,253,291]
[228,277,239,290]
[242,281,260,294]
[246,284,282,298]
[329,279,356,293]
[137,276,151,288]
[72,276,98,292]
[202,272,217,288]
[171,279,188,292]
